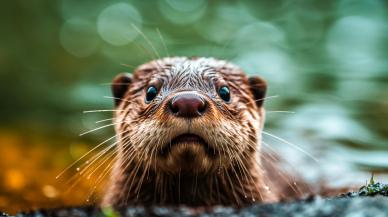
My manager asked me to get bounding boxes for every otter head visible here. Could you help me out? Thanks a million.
[111,57,266,175]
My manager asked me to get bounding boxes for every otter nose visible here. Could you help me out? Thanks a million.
[169,93,207,118]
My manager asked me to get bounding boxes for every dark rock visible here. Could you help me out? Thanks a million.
[4,183,388,217]
[14,206,100,217]
[7,197,387,217]
[339,182,388,198]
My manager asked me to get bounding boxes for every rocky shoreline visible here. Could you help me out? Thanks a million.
[2,182,387,217]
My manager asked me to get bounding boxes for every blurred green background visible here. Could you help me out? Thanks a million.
[0,0,387,214]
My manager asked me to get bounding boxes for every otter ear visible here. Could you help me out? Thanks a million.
[248,76,267,107]
[112,73,132,106]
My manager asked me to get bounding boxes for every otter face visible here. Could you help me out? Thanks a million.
[112,57,266,175]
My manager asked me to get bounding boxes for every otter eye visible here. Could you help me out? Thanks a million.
[145,86,158,102]
[218,86,231,102]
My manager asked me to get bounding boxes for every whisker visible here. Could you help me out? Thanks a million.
[262,131,319,163]
[103,96,131,103]
[79,137,124,176]
[156,28,169,57]
[254,95,279,102]
[80,130,130,180]
[245,95,280,106]
[131,23,161,60]
[85,152,120,202]
[83,109,125,113]
[56,131,126,179]
[92,155,116,184]
[62,132,131,196]
[96,118,115,124]
[266,111,296,114]
[120,63,136,69]
[99,82,132,86]
[134,42,160,65]
[79,122,124,136]
[124,145,148,204]
[261,141,306,196]
[224,166,241,205]
[84,146,118,179]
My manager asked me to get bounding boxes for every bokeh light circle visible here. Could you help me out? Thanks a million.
[60,0,105,20]
[165,0,205,12]
[233,21,285,52]
[194,4,256,44]
[326,16,385,75]
[158,0,207,25]
[233,49,293,84]
[59,18,99,58]
[97,3,142,46]
[336,0,385,18]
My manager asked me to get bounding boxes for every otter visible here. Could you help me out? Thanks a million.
[102,57,304,208]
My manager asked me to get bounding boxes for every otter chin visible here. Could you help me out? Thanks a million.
[101,57,305,208]
[160,133,214,173]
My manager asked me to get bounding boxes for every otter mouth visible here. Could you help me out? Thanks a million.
[159,133,217,158]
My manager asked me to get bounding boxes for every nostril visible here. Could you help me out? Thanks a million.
[169,101,179,114]
[168,93,208,118]
[197,100,207,114]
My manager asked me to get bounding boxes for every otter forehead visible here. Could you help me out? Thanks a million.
[135,57,241,79]
[139,57,240,72]
[131,57,247,94]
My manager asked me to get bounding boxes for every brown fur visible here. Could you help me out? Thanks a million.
[102,57,308,208]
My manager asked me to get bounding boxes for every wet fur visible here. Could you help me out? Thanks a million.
[102,57,307,208]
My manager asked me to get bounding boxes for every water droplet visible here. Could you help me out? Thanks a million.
[293,182,297,185]
[244,195,247,198]
[76,167,80,171]
[252,198,256,202]
[86,161,89,164]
